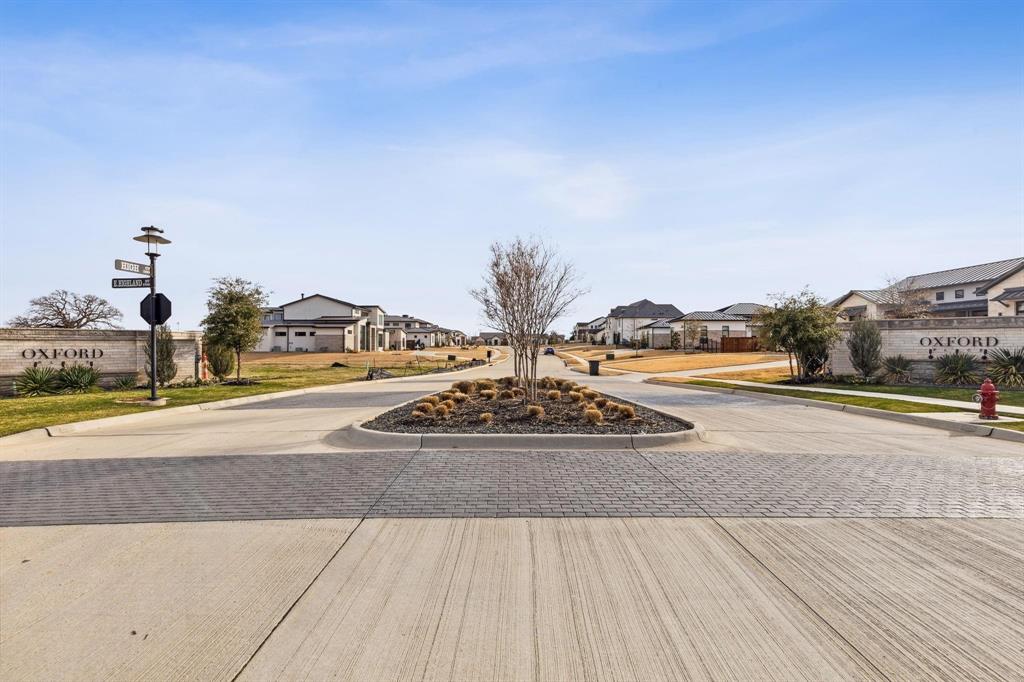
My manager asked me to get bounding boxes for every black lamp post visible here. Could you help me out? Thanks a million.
[133,226,171,402]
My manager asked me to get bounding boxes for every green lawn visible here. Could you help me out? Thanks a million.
[0,361,435,437]
[992,421,1024,433]
[726,376,1024,408]
[676,379,965,414]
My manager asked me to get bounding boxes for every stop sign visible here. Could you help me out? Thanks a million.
[140,293,172,325]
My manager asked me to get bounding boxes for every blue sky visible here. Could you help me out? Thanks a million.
[2,0,1022,335]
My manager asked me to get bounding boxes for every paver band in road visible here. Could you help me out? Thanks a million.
[3,450,1021,526]
[224,391,431,409]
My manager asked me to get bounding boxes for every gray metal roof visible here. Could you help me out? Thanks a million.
[898,257,1024,291]
[671,311,747,322]
[929,300,988,313]
[608,299,683,319]
[715,302,767,317]
[638,318,673,329]
[991,287,1024,303]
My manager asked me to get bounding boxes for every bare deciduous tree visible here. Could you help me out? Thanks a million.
[880,276,931,319]
[470,237,587,402]
[7,290,123,329]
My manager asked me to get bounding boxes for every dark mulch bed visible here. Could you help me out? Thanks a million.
[363,388,691,435]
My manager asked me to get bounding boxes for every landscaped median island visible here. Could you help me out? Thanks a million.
[363,376,691,435]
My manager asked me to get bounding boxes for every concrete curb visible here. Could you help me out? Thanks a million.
[646,379,1024,444]
[337,419,702,450]
[0,351,509,442]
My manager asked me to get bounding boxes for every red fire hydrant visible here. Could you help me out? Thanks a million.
[979,378,999,420]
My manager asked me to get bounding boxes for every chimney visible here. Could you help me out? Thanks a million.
[301,293,305,299]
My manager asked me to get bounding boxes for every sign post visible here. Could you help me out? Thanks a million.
[131,226,172,405]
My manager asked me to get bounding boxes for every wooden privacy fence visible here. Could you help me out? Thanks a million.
[721,337,760,353]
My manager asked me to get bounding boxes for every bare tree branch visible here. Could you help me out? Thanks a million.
[7,290,123,329]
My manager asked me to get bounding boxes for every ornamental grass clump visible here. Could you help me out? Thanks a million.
[616,404,636,419]
[526,404,545,419]
[476,378,496,391]
[439,391,455,401]
[988,347,1024,387]
[581,389,599,400]
[603,401,619,413]
[441,399,456,411]
[594,397,608,409]
[423,395,440,406]
[479,412,494,423]
[511,387,525,398]
[480,389,497,400]
[547,390,561,401]
[414,402,436,415]
[14,366,60,397]
[568,391,583,402]
[113,375,138,391]
[498,389,515,400]
[583,408,604,425]
[452,392,469,403]
[453,380,476,394]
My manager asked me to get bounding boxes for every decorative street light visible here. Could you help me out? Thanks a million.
[133,226,171,403]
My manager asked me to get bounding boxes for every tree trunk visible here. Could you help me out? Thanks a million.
[236,350,242,382]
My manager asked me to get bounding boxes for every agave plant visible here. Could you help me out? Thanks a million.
[935,350,979,385]
[987,347,1024,387]
[57,363,101,394]
[14,366,60,397]
[112,375,139,391]
[881,354,913,384]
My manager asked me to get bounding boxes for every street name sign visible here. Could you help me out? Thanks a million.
[112,277,152,289]
[140,293,172,325]
[115,259,152,276]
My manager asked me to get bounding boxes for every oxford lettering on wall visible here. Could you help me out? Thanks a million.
[918,336,1000,348]
[21,348,105,360]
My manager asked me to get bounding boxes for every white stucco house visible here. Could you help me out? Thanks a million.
[830,258,1024,320]
[258,294,387,352]
[605,300,683,345]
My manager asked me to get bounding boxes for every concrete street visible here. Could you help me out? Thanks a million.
[1,354,1022,680]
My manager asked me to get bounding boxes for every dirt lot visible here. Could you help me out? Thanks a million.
[602,352,786,373]
[699,366,793,382]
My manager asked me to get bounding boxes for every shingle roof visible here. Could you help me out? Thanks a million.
[897,257,1024,291]
[608,299,683,319]
[715,303,767,317]
[991,287,1024,303]
[670,311,747,322]
[638,318,673,329]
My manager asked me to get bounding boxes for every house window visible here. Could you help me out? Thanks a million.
[1017,301,1024,315]
[721,326,730,338]
[955,289,964,299]
[936,292,944,301]
[699,326,708,341]
[309,331,316,336]
[294,331,307,337]
[274,331,286,337]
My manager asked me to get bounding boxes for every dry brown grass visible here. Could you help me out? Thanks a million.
[603,352,784,373]
[452,392,469,403]
[480,389,497,400]
[435,404,450,417]
[616,404,636,419]
[698,366,792,382]
[568,391,583,402]
[422,395,440,406]
[583,408,604,424]
[479,412,494,423]
[498,389,515,400]
[415,402,435,415]
[547,390,562,401]
[526,404,545,418]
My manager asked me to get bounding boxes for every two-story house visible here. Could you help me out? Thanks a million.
[258,294,386,352]
[605,300,683,345]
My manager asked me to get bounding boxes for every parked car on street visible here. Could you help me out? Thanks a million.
[544,347,555,355]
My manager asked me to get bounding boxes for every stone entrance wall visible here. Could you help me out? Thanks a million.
[830,317,1024,381]
[0,328,202,395]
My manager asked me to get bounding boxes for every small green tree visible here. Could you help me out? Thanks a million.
[206,343,235,381]
[756,288,840,381]
[670,330,681,350]
[846,319,882,380]
[201,277,269,382]
[145,324,178,386]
